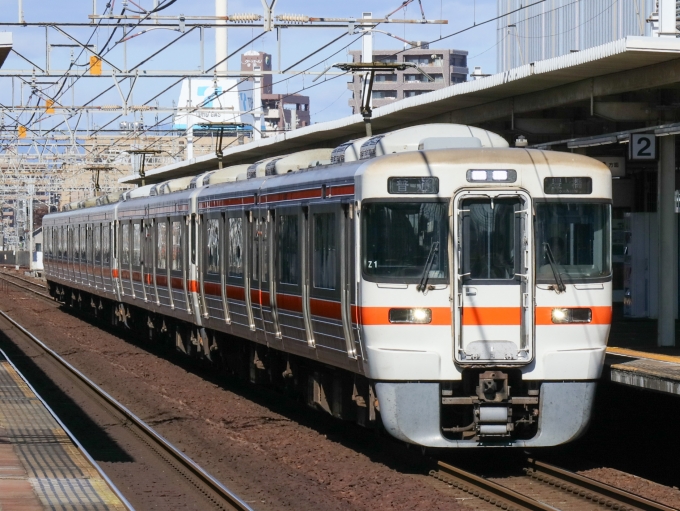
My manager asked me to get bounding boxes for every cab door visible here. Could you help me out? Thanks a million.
[453,191,533,364]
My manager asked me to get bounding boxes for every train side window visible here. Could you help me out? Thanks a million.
[122,223,130,265]
[171,221,182,271]
[278,214,299,285]
[228,217,243,277]
[94,224,101,263]
[313,213,337,290]
[80,225,87,261]
[103,223,111,265]
[132,223,141,266]
[206,218,220,274]
[157,222,167,270]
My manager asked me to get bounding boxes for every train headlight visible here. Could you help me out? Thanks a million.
[551,308,592,324]
[389,308,432,324]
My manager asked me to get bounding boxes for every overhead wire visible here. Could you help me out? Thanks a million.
[12,0,552,175]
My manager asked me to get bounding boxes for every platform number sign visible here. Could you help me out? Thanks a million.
[629,134,656,161]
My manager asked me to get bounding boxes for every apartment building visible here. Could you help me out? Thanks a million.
[347,46,469,114]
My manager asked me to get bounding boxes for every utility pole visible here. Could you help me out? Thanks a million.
[27,183,34,271]
[216,0,228,75]
[253,65,262,139]
[361,12,373,114]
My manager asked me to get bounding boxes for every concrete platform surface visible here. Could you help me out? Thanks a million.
[0,349,129,510]
[605,347,680,396]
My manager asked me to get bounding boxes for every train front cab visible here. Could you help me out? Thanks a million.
[358,149,612,447]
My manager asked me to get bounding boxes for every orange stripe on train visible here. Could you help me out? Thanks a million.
[535,306,611,325]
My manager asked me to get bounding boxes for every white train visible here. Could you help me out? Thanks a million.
[43,124,612,447]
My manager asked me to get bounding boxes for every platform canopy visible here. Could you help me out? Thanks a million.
[122,36,680,185]
[0,33,12,69]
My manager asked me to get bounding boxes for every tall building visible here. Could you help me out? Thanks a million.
[497,0,658,71]
[347,47,469,114]
[241,51,311,133]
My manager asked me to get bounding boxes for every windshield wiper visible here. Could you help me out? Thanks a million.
[417,241,439,292]
[543,242,566,293]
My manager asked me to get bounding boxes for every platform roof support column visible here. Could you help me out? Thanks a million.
[658,135,676,346]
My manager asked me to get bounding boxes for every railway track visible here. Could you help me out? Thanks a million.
[0,306,254,511]
[431,459,676,511]
[0,270,52,300]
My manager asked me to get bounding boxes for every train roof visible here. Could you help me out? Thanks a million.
[52,123,614,216]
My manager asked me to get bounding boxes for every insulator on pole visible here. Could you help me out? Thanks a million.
[277,14,310,23]
[229,13,261,22]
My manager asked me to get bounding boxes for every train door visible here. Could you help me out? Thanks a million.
[200,212,222,322]
[261,208,281,342]
[453,191,533,364]
[67,225,74,282]
[143,217,157,304]
[94,223,102,289]
[249,208,269,343]
[102,222,111,294]
[155,219,172,308]
[80,225,87,287]
[168,217,188,312]
[226,210,251,332]
[275,207,305,345]
[307,203,347,358]
[86,224,94,288]
[218,212,231,326]
[120,221,133,297]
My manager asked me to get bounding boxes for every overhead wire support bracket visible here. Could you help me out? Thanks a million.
[260,0,280,32]
[126,149,161,186]
[314,62,433,138]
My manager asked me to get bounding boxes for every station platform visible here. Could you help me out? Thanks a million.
[605,305,680,396]
[0,350,129,510]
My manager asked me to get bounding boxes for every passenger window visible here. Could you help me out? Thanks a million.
[206,218,220,274]
[171,221,182,271]
[103,224,110,264]
[133,223,141,266]
[157,222,167,270]
[228,217,243,277]
[94,225,101,262]
[278,214,299,285]
[122,223,130,265]
[313,213,336,290]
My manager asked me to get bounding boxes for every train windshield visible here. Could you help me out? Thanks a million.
[535,202,611,282]
[362,201,449,282]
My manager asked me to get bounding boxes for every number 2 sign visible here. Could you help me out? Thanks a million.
[629,134,656,160]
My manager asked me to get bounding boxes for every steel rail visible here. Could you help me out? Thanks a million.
[0,307,254,511]
[0,270,46,289]
[433,458,676,511]
[432,460,559,511]
[526,459,677,511]
[0,272,54,300]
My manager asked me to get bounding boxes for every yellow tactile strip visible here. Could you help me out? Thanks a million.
[0,357,127,510]
[607,346,680,365]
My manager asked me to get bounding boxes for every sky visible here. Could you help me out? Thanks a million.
[1,0,499,132]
